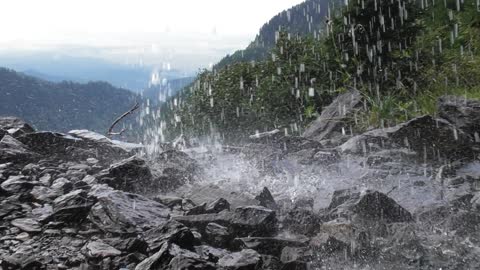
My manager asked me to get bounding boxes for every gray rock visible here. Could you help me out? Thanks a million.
[89,190,170,234]
[340,115,475,162]
[144,220,195,252]
[51,189,96,222]
[230,206,277,237]
[30,186,60,202]
[326,189,413,223]
[135,243,200,270]
[255,187,277,210]
[97,156,153,194]
[167,256,217,270]
[217,249,261,270]
[205,198,231,214]
[205,222,231,247]
[81,240,122,258]
[0,116,35,137]
[0,135,38,164]
[303,88,362,143]
[174,212,231,233]
[1,175,38,194]
[11,218,41,233]
[438,95,480,139]
[233,237,308,257]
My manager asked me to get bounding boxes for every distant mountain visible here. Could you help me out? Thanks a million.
[0,67,141,135]
[0,53,192,92]
[215,0,334,69]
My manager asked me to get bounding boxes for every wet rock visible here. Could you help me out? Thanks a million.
[280,247,314,264]
[178,184,259,209]
[11,218,41,233]
[69,129,143,153]
[257,255,282,270]
[255,187,277,210]
[438,95,480,139]
[0,135,39,164]
[1,175,38,194]
[167,256,217,270]
[153,195,184,208]
[326,189,413,223]
[30,186,60,202]
[340,115,475,162]
[103,238,148,254]
[89,190,170,234]
[50,177,73,194]
[174,212,231,233]
[303,88,362,143]
[205,222,231,247]
[206,198,231,214]
[82,240,122,258]
[281,260,308,270]
[149,150,200,192]
[0,198,22,218]
[282,207,319,236]
[51,189,96,222]
[217,249,261,270]
[144,220,195,252]
[195,245,230,263]
[0,116,35,137]
[135,243,200,270]
[233,237,307,257]
[309,232,350,254]
[230,206,277,237]
[97,156,153,194]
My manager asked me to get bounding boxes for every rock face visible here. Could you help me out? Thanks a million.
[340,115,475,161]
[438,95,480,140]
[0,116,35,137]
[326,189,413,223]
[303,88,363,143]
[0,135,38,164]
[88,189,170,234]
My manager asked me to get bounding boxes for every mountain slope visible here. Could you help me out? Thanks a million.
[215,0,334,69]
[0,68,140,134]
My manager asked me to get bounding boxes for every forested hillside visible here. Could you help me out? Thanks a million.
[0,68,140,134]
[215,0,334,69]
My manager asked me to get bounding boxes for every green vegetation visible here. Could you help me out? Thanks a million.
[157,0,480,142]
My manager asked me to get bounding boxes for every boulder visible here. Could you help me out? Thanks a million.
[177,184,258,209]
[103,237,148,254]
[167,256,217,270]
[205,222,232,247]
[340,115,475,162]
[303,88,362,142]
[217,249,261,270]
[230,206,277,237]
[0,135,38,164]
[205,198,231,214]
[0,116,35,137]
[51,189,96,222]
[11,218,42,233]
[97,156,153,194]
[135,243,200,270]
[144,220,195,252]
[88,190,170,234]
[81,240,122,258]
[149,150,200,192]
[326,189,413,223]
[255,187,277,210]
[1,175,38,194]
[438,95,480,140]
[174,212,231,233]
[233,237,307,257]
[281,207,319,236]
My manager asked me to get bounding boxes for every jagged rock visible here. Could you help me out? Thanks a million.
[206,198,231,214]
[438,95,480,140]
[153,195,184,208]
[1,175,38,194]
[205,222,231,247]
[30,186,60,202]
[97,156,153,194]
[326,189,413,223]
[103,238,148,254]
[217,249,261,270]
[0,198,22,218]
[0,135,39,164]
[174,212,231,233]
[281,207,319,236]
[50,177,73,194]
[255,187,277,210]
[51,189,96,222]
[89,190,170,234]
[149,150,200,192]
[233,237,307,257]
[230,206,277,237]
[309,232,350,254]
[303,88,362,143]
[135,243,200,270]
[0,116,35,137]
[340,115,475,162]
[168,256,217,270]
[144,220,195,252]
[11,218,41,233]
[81,240,122,258]
[68,129,143,153]
[177,184,259,209]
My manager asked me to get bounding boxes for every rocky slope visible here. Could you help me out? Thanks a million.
[0,95,479,269]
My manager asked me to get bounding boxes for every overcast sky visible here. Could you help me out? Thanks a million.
[0,0,304,71]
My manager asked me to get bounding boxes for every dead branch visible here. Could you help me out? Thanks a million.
[107,101,140,136]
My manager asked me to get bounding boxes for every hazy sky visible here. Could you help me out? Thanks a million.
[0,0,304,71]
